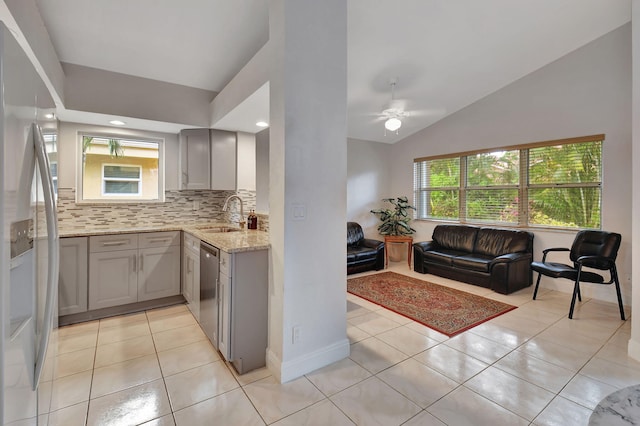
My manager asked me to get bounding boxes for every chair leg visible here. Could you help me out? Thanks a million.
[569,280,580,319]
[612,266,625,321]
[577,283,582,302]
[532,272,542,300]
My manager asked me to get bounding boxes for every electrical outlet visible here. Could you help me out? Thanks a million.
[292,326,301,344]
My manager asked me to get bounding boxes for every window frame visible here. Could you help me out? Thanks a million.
[101,163,142,197]
[413,134,604,230]
[76,132,165,203]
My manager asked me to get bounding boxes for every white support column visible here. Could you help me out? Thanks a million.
[266,0,350,382]
[629,0,640,361]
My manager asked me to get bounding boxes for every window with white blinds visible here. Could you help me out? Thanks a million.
[413,135,603,229]
[102,165,142,195]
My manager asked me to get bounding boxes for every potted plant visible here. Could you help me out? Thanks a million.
[371,197,416,261]
[370,196,416,236]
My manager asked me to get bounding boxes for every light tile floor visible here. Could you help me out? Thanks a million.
[39,263,636,425]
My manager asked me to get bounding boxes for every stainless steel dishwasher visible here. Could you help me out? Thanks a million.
[199,242,219,349]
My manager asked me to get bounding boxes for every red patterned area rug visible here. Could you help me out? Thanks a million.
[347,271,516,337]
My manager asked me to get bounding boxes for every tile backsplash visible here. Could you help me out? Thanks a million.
[57,188,269,232]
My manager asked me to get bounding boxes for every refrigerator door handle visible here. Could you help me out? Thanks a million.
[31,122,59,390]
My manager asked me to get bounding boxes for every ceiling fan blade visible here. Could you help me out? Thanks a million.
[406,108,447,117]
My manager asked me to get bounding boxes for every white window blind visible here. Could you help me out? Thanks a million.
[102,165,142,195]
[413,136,603,229]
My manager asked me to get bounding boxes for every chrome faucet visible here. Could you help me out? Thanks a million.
[222,195,246,229]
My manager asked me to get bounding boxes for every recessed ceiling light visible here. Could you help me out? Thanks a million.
[109,120,126,126]
[44,113,55,119]
[256,121,269,128]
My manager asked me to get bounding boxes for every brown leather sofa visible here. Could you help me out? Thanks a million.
[413,224,534,294]
[347,222,385,275]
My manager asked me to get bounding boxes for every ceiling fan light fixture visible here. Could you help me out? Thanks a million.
[385,117,402,132]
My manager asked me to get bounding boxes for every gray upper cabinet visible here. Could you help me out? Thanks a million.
[210,129,237,190]
[179,128,211,189]
[59,237,88,316]
[179,128,237,190]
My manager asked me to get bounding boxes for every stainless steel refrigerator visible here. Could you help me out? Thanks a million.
[0,21,59,425]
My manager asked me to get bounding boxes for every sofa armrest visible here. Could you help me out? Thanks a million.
[413,241,437,273]
[491,252,530,264]
[490,252,533,294]
[413,241,436,253]
[362,238,384,250]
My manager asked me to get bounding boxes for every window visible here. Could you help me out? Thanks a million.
[413,135,603,229]
[79,134,163,202]
[102,164,141,196]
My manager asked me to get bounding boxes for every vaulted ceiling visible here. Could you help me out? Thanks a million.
[35,0,631,142]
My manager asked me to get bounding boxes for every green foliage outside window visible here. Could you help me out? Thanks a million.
[413,139,602,229]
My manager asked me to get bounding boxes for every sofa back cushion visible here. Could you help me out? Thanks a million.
[474,228,533,257]
[432,225,479,252]
[347,222,365,247]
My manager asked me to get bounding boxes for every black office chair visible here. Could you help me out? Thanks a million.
[531,230,624,320]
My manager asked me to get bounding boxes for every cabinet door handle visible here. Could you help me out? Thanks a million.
[102,240,128,247]
[187,258,193,274]
[132,254,137,272]
[139,254,144,271]
[147,238,172,243]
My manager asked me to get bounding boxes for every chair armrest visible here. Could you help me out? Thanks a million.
[542,247,570,254]
[576,255,614,269]
[541,247,570,262]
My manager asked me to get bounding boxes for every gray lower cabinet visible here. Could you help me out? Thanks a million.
[138,245,181,301]
[88,231,180,310]
[89,248,138,310]
[218,248,269,374]
[59,237,88,316]
[182,233,200,320]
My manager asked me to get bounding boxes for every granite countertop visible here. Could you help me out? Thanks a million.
[59,223,270,253]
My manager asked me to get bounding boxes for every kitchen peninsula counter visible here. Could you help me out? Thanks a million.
[58,223,270,253]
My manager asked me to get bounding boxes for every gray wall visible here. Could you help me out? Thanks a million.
[255,127,270,213]
[388,23,632,304]
[63,63,215,127]
[347,138,392,237]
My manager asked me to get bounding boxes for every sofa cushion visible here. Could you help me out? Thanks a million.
[423,249,468,266]
[347,246,380,262]
[452,254,493,273]
[432,225,479,252]
[473,228,531,257]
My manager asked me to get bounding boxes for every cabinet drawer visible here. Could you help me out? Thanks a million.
[220,250,232,277]
[139,231,180,248]
[183,232,201,253]
[90,234,138,253]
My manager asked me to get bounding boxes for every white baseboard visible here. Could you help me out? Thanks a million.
[628,337,640,361]
[266,338,350,383]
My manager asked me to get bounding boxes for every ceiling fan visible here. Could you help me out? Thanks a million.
[374,78,445,135]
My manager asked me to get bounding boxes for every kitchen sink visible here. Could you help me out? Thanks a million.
[197,226,241,233]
